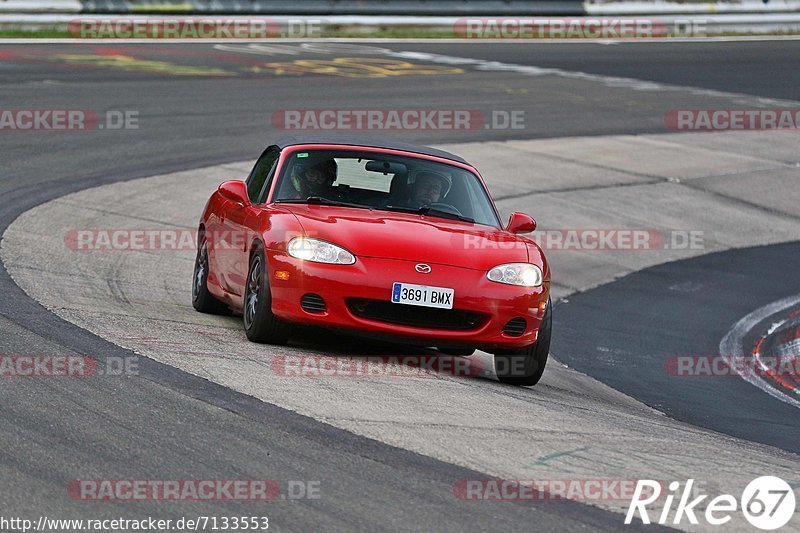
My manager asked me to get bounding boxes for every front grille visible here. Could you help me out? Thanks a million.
[503,317,527,337]
[300,293,327,313]
[346,298,486,330]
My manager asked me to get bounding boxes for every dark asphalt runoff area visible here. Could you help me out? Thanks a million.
[1,39,798,529]
[552,241,800,455]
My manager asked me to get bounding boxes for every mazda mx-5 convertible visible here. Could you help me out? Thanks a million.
[192,136,551,385]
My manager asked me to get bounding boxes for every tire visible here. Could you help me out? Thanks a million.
[438,347,475,356]
[192,230,229,315]
[243,246,291,344]
[494,299,552,386]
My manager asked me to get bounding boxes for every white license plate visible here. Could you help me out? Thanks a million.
[391,282,454,309]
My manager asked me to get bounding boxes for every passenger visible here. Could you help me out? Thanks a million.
[408,171,452,208]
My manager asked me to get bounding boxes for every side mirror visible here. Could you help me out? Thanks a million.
[507,212,536,234]
[218,180,250,206]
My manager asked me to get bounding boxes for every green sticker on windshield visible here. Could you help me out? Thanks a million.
[297,152,309,158]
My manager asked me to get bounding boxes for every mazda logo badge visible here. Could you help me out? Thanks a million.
[415,264,432,274]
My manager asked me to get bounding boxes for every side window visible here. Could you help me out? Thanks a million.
[246,146,280,203]
[256,158,280,203]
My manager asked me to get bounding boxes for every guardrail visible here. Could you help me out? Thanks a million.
[0,1,82,13]
[2,13,799,35]
[1,0,586,15]
[587,0,800,14]
[4,0,798,15]
[1,0,798,34]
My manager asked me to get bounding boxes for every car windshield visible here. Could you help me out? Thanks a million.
[273,149,501,228]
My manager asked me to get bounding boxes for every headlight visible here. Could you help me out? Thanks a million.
[487,263,542,287]
[287,237,356,265]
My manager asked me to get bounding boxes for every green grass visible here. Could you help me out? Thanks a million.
[0,28,72,38]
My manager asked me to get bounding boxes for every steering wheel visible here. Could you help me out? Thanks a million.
[423,202,464,217]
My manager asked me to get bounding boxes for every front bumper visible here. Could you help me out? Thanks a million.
[266,251,549,350]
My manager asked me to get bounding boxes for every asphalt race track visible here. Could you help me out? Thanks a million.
[1,39,799,532]
[553,242,800,454]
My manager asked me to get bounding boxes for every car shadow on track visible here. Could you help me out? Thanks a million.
[271,324,500,383]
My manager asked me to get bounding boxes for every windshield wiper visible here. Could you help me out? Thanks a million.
[384,204,474,224]
[277,196,371,210]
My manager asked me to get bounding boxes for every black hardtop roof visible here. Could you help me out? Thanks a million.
[272,135,470,165]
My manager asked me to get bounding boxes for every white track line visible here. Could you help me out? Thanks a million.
[719,293,800,410]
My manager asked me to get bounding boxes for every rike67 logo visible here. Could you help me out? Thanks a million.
[626,477,796,530]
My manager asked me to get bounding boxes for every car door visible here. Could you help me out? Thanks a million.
[217,146,281,296]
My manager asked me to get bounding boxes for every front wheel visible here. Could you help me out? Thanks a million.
[243,247,291,345]
[494,299,552,386]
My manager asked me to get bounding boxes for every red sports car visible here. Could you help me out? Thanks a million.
[193,136,551,385]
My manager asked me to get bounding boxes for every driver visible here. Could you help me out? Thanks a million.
[290,158,338,199]
[409,171,451,208]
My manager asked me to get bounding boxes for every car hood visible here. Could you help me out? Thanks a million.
[279,204,530,270]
